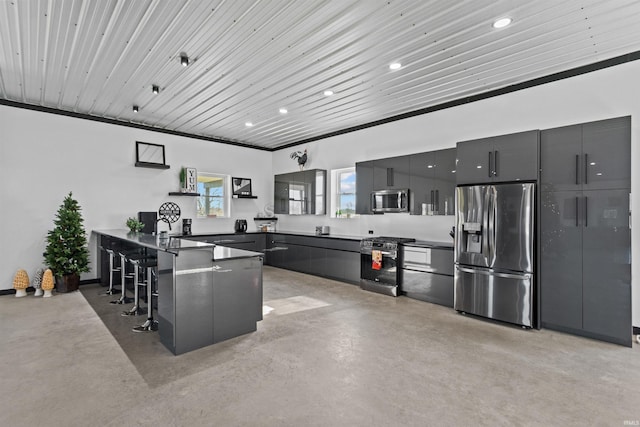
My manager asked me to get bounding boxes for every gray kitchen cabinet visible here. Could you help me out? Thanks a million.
[540,190,584,331]
[274,173,291,214]
[373,155,411,190]
[189,233,265,252]
[409,148,456,215]
[355,160,374,214]
[456,130,539,184]
[264,233,360,285]
[402,244,454,307]
[541,116,630,192]
[273,169,326,215]
[540,116,631,346]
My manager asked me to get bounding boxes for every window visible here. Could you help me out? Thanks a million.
[332,167,357,218]
[196,173,230,218]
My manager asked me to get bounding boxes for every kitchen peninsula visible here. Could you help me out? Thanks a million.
[94,229,263,355]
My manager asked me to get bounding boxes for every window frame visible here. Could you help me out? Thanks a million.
[196,172,230,218]
[331,167,357,218]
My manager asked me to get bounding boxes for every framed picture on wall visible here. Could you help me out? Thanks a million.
[232,177,252,196]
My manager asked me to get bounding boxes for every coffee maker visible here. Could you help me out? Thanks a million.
[182,218,192,235]
[234,219,247,233]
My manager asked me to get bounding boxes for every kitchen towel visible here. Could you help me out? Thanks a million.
[372,250,382,270]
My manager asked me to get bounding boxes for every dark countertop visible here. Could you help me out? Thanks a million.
[180,230,453,247]
[93,229,263,260]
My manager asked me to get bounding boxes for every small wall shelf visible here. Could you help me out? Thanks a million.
[168,192,200,196]
[136,162,170,169]
[233,195,257,199]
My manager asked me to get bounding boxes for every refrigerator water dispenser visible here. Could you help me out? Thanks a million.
[462,222,482,253]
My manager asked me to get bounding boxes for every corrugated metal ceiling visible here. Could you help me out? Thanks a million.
[1,0,640,150]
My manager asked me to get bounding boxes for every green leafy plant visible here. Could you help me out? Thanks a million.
[126,217,145,233]
[43,192,90,276]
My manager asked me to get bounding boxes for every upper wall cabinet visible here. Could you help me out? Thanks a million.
[409,148,456,215]
[372,155,411,190]
[356,150,455,215]
[274,169,326,215]
[540,116,630,192]
[456,130,539,185]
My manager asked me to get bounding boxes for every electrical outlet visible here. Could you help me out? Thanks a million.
[368,230,374,234]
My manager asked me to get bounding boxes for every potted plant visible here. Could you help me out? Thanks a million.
[126,217,145,233]
[43,192,90,293]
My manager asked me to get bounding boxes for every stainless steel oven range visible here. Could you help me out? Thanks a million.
[360,236,415,296]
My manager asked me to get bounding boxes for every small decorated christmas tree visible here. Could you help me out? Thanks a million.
[43,192,90,292]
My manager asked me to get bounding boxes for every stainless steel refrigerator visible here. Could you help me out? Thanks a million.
[454,183,535,327]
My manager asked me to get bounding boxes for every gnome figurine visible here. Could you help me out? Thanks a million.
[32,268,44,297]
[42,269,54,298]
[13,269,30,297]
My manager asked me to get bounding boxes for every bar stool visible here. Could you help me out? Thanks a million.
[133,259,159,333]
[110,251,137,305]
[99,246,121,296]
[121,256,156,317]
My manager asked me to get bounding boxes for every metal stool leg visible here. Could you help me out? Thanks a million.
[100,248,121,296]
[111,252,133,304]
[133,265,158,332]
[122,260,145,316]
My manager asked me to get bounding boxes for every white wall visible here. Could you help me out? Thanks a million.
[272,60,640,327]
[0,106,273,289]
[2,59,638,326]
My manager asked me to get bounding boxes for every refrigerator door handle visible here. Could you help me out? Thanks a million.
[456,266,531,280]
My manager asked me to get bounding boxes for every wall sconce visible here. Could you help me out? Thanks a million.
[152,85,159,94]
[133,105,139,113]
[180,55,189,67]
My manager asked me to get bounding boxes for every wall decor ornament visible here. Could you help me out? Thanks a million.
[42,269,54,297]
[32,268,44,296]
[290,149,308,170]
[13,269,29,297]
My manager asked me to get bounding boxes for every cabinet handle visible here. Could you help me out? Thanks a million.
[575,197,579,227]
[493,150,499,177]
[584,196,588,227]
[575,155,579,185]
[488,151,493,178]
[430,190,434,207]
[386,167,394,187]
[435,190,439,213]
[584,153,589,185]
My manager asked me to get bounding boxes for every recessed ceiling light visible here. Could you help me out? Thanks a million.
[389,62,402,70]
[152,85,159,94]
[324,90,334,96]
[493,17,512,29]
[245,121,253,127]
[132,105,139,113]
[180,55,190,67]
[279,108,288,114]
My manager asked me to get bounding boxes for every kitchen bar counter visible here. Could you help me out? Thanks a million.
[93,229,263,355]
[406,240,454,249]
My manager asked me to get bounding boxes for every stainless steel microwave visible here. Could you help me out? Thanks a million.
[371,189,409,213]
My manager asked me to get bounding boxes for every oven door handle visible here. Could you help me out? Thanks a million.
[362,250,394,256]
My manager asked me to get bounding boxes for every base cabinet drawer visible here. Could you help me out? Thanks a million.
[402,270,453,307]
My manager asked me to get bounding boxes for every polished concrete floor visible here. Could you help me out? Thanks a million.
[1,266,639,426]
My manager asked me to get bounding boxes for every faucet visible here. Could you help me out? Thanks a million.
[156,217,172,232]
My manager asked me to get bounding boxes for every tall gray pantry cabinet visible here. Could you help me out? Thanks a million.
[540,116,631,346]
